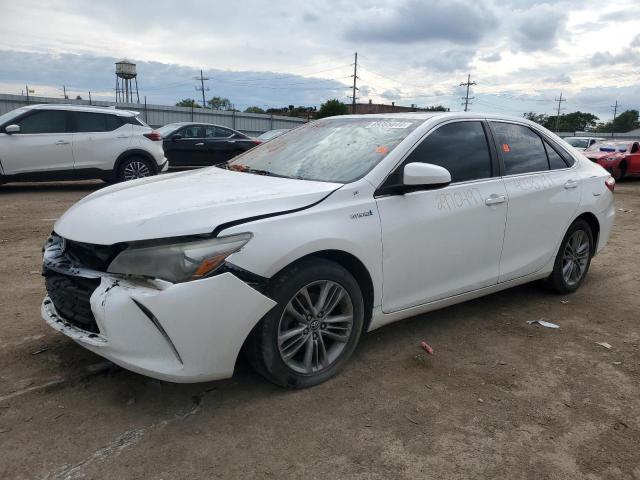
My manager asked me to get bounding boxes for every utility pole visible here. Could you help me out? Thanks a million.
[350,52,359,113]
[63,85,68,99]
[88,91,92,105]
[554,92,566,133]
[610,100,619,138]
[194,70,210,108]
[459,74,476,112]
[26,85,30,103]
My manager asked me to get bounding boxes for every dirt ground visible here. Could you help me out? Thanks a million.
[0,179,639,480]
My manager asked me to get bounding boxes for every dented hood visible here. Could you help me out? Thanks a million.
[54,167,341,244]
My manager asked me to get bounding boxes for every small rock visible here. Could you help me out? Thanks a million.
[478,398,484,403]
[612,361,622,365]
[596,342,612,350]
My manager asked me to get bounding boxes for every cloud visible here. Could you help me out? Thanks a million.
[590,48,640,66]
[302,12,318,22]
[598,9,636,22]
[543,73,572,84]
[416,49,475,73]
[511,4,568,51]
[344,0,497,44]
[631,34,640,48]
[480,52,502,62]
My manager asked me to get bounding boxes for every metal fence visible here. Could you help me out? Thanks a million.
[0,93,307,136]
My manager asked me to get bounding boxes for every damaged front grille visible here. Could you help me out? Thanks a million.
[45,271,101,333]
[63,238,123,272]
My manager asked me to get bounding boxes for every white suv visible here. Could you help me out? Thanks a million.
[0,104,167,184]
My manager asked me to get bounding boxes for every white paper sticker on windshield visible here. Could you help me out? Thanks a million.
[365,121,413,129]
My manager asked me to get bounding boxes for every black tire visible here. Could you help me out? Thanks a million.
[613,164,626,182]
[246,258,365,389]
[547,219,594,294]
[116,156,155,183]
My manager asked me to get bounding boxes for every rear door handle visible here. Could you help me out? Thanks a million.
[55,140,70,145]
[564,179,578,189]
[485,194,506,206]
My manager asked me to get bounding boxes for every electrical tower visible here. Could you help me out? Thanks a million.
[610,100,619,137]
[350,52,359,113]
[459,74,476,112]
[194,70,210,108]
[553,92,566,132]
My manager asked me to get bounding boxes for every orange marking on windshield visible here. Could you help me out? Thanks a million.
[502,144,510,153]
[376,145,389,154]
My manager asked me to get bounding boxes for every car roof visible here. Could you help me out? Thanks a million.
[333,112,543,126]
[566,136,604,140]
[27,104,138,117]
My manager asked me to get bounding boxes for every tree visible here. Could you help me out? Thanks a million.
[244,106,266,114]
[207,96,232,110]
[75,95,83,100]
[316,99,348,119]
[176,98,201,108]
[613,110,639,132]
[424,105,449,112]
[523,112,549,125]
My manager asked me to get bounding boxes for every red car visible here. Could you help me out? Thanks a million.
[584,140,640,180]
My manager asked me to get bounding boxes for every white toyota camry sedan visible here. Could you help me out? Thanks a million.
[41,113,616,388]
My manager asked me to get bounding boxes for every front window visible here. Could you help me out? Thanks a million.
[227,117,423,183]
[585,141,629,153]
[565,138,589,148]
[0,107,30,127]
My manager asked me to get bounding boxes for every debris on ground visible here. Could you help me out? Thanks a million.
[420,341,434,355]
[30,348,48,355]
[595,342,612,350]
[561,300,569,304]
[618,208,633,213]
[405,415,420,425]
[612,361,622,365]
[526,319,560,329]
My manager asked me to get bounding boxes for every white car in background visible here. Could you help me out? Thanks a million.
[0,104,167,184]
[564,136,605,151]
[41,113,615,388]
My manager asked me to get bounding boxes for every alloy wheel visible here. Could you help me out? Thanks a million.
[122,161,151,180]
[277,280,354,374]
[562,230,590,286]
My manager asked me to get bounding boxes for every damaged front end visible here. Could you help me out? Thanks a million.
[41,233,277,382]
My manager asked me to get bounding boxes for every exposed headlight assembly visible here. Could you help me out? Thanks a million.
[108,233,252,283]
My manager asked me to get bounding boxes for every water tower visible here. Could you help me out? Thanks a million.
[115,59,140,104]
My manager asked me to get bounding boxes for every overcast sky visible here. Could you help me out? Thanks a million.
[1,0,639,120]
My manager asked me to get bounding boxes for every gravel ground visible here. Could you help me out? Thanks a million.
[0,179,639,480]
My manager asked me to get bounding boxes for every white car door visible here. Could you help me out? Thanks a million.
[1,110,74,175]
[488,121,581,283]
[376,120,508,313]
[71,112,133,171]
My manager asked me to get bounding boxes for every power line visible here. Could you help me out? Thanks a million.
[554,92,566,132]
[460,74,476,112]
[194,70,210,108]
[350,52,359,111]
[610,100,620,137]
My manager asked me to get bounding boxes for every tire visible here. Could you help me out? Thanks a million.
[116,156,155,182]
[613,164,626,182]
[246,258,365,389]
[547,219,594,294]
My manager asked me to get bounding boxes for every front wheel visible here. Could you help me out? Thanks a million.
[548,219,594,294]
[246,258,365,388]
[117,156,155,182]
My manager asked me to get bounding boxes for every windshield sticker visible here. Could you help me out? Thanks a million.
[502,144,510,153]
[365,121,413,129]
[376,145,390,154]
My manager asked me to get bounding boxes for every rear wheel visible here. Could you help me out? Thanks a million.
[548,219,594,294]
[246,258,364,388]
[613,163,626,182]
[117,156,154,182]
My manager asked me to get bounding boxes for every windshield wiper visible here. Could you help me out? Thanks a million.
[223,164,292,178]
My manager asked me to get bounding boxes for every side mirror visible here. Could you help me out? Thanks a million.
[403,162,451,187]
[5,124,20,134]
[171,133,182,141]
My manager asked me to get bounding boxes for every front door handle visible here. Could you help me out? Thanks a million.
[485,194,506,206]
[55,140,70,145]
[564,179,578,189]
[195,142,204,146]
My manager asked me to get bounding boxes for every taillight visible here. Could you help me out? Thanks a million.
[605,176,615,192]
[143,131,162,141]
[252,138,263,145]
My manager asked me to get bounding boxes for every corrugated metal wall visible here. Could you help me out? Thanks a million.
[0,93,306,135]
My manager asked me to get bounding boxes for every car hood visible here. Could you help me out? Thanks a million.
[54,168,341,244]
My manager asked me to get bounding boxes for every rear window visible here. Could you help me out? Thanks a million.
[490,122,549,175]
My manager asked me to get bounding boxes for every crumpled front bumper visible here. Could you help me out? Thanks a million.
[42,270,276,383]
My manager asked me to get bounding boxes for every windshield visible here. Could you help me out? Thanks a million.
[0,107,29,127]
[157,123,183,137]
[258,129,288,141]
[228,118,423,183]
[566,138,589,148]
[586,141,629,153]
